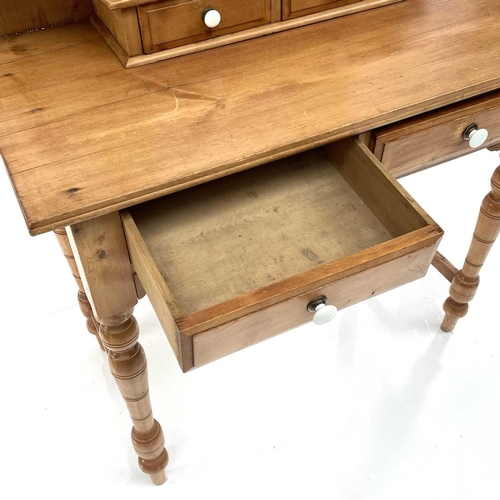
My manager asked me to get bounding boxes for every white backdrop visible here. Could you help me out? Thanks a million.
[1,150,499,499]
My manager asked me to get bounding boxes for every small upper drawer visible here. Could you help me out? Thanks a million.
[122,138,442,372]
[282,0,359,20]
[370,91,500,178]
[138,0,272,53]
[93,0,402,66]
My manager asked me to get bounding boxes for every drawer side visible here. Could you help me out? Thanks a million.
[93,1,144,56]
[325,138,435,236]
[122,211,192,370]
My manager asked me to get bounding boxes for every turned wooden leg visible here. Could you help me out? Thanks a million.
[99,310,169,485]
[441,166,500,332]
[67,213,169,484]
[54,227,104,350]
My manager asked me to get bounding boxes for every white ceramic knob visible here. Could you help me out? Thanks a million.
[203,9,221,29]
[463,124,488,149]
[307,296,338,325]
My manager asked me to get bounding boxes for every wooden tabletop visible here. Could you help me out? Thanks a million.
[1,0,500,235]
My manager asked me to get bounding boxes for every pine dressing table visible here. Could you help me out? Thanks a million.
[1,0,500,485]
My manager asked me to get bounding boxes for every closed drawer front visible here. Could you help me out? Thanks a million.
[138,0,272,53]
[282,0,360,20]
[370,91,500,178]
[122,138,442,372]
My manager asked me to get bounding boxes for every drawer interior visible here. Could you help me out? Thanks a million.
[123,138,442,371]
[130,149,393,315]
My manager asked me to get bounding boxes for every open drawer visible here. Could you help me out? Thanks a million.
[121,138,443,372]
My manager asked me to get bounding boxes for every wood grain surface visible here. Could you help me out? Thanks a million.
[1,0,500,234]
[0,0,94,36]
[67,212,137,322]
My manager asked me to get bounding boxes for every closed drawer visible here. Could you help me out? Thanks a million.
[282,0,360,20]
[138,0,272,53]
[370,91,500,178]
[122,138,442,372]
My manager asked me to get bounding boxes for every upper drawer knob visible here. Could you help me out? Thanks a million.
[463,124,489,149]
[307,296,338,325]
[203,9,221,29]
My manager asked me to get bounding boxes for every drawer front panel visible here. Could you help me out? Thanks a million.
[123,138,442,372]
[282,0,359,20]
[192,244,437,368]
[139,0,272,53]
[370,91,500,178]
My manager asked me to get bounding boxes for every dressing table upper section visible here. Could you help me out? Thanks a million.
[1,0,500,236]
